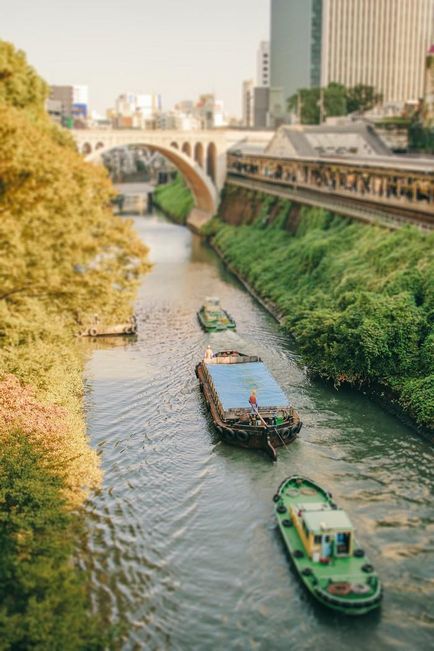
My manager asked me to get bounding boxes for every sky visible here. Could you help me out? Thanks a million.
[1,0,270,117]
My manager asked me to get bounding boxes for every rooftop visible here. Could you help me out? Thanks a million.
[302,509,354,533]
[265,123,392,159]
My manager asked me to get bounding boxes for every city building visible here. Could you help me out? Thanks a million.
[242,80,254,127]
[45,98,62,125]
[321,0,433,104]
[112,92,162,128]
[256,40,270,87]
[268,0,434,125]
[269,0,322,125]
[195,94,226,128]
[424,45,434,125]
[242,80,270,129]
[49,85,88,127]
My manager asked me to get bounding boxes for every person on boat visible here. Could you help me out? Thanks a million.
[204,345,213,362]
[249,389,258,414]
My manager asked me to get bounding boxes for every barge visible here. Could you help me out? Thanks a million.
[274,475,382,615]
[195,350,302,460]
[197,297,236,332]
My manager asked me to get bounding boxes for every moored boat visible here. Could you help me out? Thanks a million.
[78,314,137,337]
[195,350,302,460]
[274,475,382,615]
[197,297,236,332]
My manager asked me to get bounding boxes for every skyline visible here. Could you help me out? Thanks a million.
[1,0,269,117]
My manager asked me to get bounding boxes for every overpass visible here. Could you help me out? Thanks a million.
[72,129,266,229]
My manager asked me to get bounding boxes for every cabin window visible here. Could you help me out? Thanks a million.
[335,532,351,555]
[314,535,322,545]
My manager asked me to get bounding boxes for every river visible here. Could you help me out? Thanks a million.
[83,205,434,651]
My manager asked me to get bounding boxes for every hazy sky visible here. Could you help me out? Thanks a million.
[1,0,270,116]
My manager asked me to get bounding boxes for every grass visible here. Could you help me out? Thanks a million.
[211,192,434,429]
[153,175,194,224]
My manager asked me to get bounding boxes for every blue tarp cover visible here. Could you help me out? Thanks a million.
[207,361,289,410]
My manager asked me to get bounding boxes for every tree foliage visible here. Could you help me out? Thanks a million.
[288,83,382,124]
[0,40,149,646]
[0,434,110,650]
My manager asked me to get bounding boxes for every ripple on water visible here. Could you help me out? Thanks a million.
[83,213,434,651]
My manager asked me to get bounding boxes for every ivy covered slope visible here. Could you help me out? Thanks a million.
[0,41,149,648]
[209,186,434,430]
[153,174,194,223]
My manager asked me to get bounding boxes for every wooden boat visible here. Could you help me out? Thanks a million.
[195,351,302,460]
[78,315,137,337]
[197,297,236,332]
[274,475,382,615]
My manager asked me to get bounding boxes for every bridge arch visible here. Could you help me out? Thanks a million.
[194,142,204,168]
[87,142,218,216]
[206,142,217,183]
[82,142,92,155]
[182,142,191,157]
[170,141,179,149]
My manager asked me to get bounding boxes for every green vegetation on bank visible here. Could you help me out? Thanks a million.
[158,179,434,429]
[0,40,149,647]
[153,174,194,223]
[213,188,434,429]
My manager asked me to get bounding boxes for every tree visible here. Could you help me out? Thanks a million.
[346,84,382,114]
[288,82,382,124]
[288,88,321,124]
[324,82,347,118]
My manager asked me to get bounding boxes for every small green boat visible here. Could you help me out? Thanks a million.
[197,297,236,332]
[274,476,382,615]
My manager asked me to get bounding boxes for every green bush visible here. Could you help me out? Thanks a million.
[212,199,434,429]
[0,434,110,650]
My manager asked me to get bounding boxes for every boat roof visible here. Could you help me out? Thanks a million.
[206,361,290,410]
[302,509,354,533]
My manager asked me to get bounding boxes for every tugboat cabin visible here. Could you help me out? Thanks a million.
[204,296,221,314]
[291,504,354,561]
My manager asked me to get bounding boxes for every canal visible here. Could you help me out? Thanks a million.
[83,207,434,650]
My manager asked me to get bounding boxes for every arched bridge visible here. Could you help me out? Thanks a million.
[73,129,250,228]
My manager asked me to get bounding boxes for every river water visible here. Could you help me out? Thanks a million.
[83,208,434,651]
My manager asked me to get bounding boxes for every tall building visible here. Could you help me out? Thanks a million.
[269,0,434,125]
[424,45,434,124]
[49,85,88,126]
[269,0,323,125]
[256,41,270,87]
[321,0,433,104]
[242,80,254,126]
[113,92,162,128]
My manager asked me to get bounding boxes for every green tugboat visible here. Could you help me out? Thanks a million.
[197,297,236,332]
[274,476,382,615]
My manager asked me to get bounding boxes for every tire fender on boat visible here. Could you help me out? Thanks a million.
[236,429,249,443]
[328,582,352,596]
[225,428,236,441]
[89,327,98,336]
